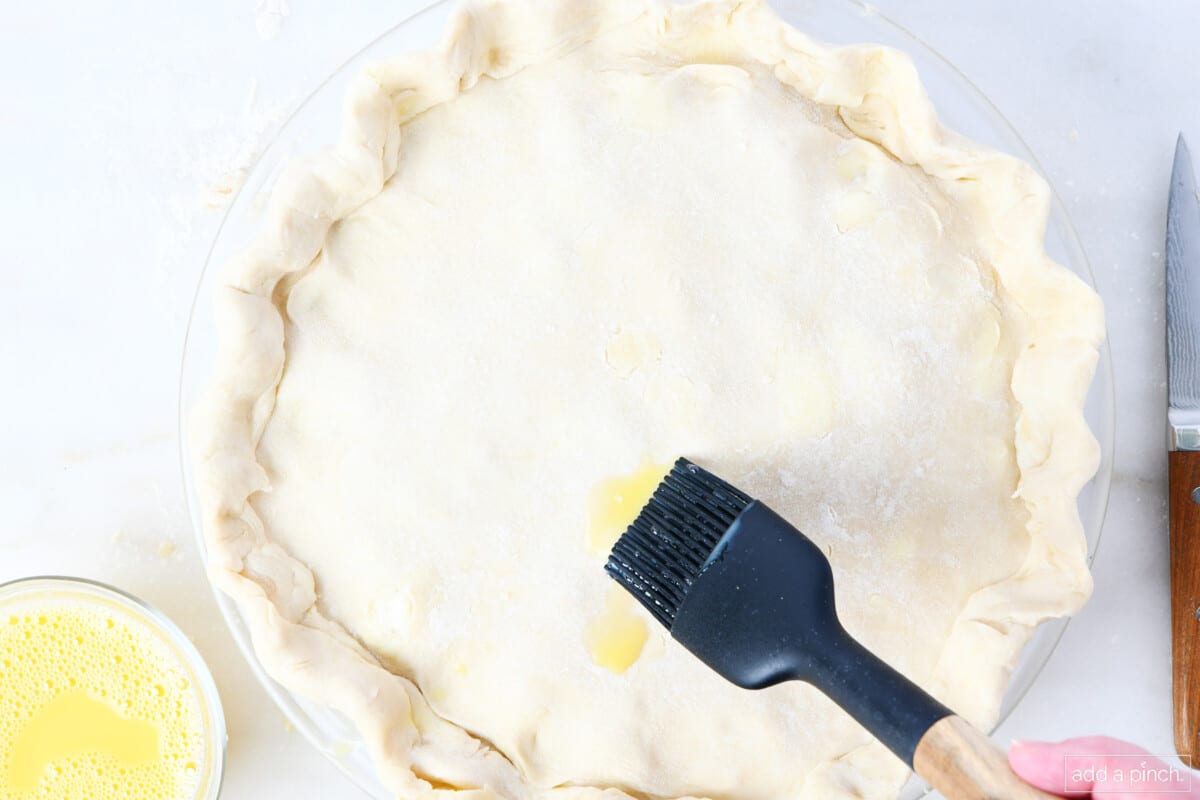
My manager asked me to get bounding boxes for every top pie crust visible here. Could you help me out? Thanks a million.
[191,1,1105,799]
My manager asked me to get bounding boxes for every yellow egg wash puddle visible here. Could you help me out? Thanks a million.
[8,692,158,790]
[586,587,649,674]
[585,462,669,673]
[0,598,206,799]
[587,461,671,554]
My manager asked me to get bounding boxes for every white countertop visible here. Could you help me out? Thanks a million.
[1,1,1195,796]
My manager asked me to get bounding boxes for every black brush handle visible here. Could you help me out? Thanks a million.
[671,502,1057,798]
[810,622,1059,799]
[805,620,950,765]
[673,501,948,763]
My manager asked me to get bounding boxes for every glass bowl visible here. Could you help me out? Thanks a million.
[0,576,227,800]
[178,0,1115,797]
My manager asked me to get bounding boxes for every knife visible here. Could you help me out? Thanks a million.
[1167,133,1200,767]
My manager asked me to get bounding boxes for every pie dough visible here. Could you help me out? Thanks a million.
[191,1,1105,798]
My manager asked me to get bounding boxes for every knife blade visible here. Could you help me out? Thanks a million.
[1166,133,1200,766]
[1169,136,1200,439]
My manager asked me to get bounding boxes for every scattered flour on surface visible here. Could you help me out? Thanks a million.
[196,81,290,210]
[255,0,291,41]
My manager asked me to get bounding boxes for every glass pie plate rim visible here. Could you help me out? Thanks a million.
[178,1,1117,797]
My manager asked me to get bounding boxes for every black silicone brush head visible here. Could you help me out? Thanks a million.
[605,457,839,688]
[604,458,751,629]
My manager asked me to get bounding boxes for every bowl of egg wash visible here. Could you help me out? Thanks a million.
[0,576,225,800]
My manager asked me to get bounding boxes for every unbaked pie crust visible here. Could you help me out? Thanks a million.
[192,1,1104,798]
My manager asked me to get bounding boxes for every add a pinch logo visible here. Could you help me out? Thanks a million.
[1064,753,1195,795]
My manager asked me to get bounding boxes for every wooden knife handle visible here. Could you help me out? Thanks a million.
[1169,449,1200,765]
[913,716,1061,799]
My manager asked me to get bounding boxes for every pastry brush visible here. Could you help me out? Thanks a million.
[604,458,1057,800]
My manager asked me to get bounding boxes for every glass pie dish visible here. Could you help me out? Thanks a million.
[179,0,1116,796]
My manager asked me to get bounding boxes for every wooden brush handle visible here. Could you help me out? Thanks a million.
[1170,450,1200,762]
[913,716,1062,800]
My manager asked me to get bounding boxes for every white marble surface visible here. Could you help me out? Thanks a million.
[1,1,1195,797]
